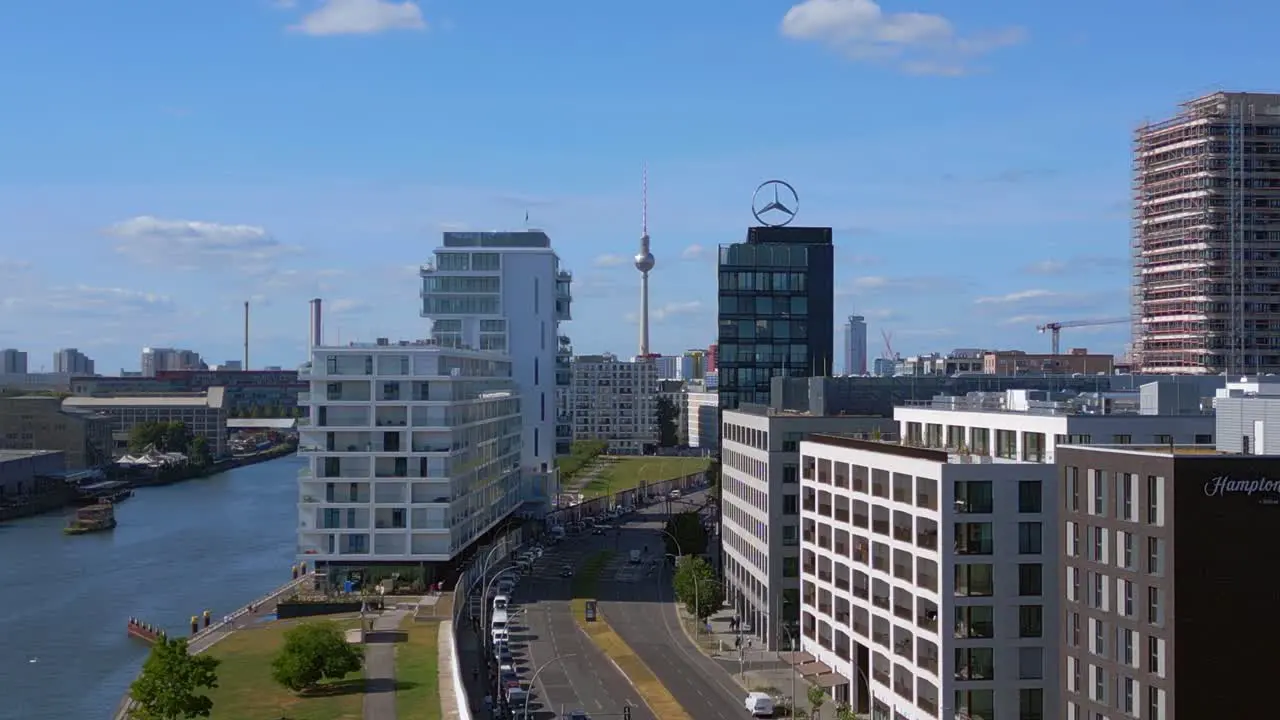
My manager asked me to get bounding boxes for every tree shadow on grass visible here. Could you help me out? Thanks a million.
[365,678,419,694]
[298,679,366,697]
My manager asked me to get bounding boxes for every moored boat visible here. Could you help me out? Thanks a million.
[64,501,117,535]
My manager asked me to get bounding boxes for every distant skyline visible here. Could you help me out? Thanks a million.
[2,0,1274,372]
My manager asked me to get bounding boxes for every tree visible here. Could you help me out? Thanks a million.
[163,422,193,454]
[807,685,828,720]
[271,620,364,693]
[190,436,212,467]
[128,636,220,720]
[672,555,723,621]
[663,511,708,557]
[128,422,166,453]
[834,702,859,720]
[655,395,679,447]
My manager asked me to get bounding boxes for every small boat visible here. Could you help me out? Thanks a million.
[64,501,118,535]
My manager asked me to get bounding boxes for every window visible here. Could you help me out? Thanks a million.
[1147,686,1163,720]
[1018,564,1043,596]
[955,605,994,638]
[1121,579,1134,617]
[954,690,994,720]
[1195,433,1213,444]
[1092,617,1106,656]
[1120,628,1135,666]
[1067,566,1080,602]
[1069,610,1080,646]
[954,647,994,680]
[1018,605,1043,637]
[1120,531,1134,570]
[1019,688,1044,720]
[1067,465,1080,511]
[782,557,799,577]
[954,522,993,554]
[1145,475,1162,525]
[1121,676,1136,715]
[1119,472,1135,521]
[1018,522,1043,554]
[782,526,799,546]
[1019,480,1042,513]
[954,564,994,597]
[783,495,799,514]
[1154,434,1173,444]
[1091,470,1107,515]
[954,481,993,513]
[1147,586,1162,624]
[1146,536,1163,575]
[1067,656,1080,693]
[1093,665,1107,703]
[1092,526,1107,563]
[1147,635,1163,675]
[782,465,798,484]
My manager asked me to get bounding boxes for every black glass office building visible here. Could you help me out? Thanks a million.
[717,226,834,410]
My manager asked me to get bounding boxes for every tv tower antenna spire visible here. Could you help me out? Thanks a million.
[634,163,656,357]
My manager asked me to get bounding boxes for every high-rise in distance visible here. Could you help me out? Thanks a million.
[1134,91,1280,375]
[844,313,867,375]
[717,226,834,410]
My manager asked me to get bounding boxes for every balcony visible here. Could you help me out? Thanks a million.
[918,697,938,716]
[893,564,911,582]
[818,536,831,550]
[818,502,832,516]
[835,541,847,555]
[917,570,938,591]
[872,519,889,536]
[854,512,869,528]
[873,668,890,687]
[818,570,832,583]
[872,555,889,573]
[917,612,938,633]
[873,629,889,647]
[803,497,817,512]
[835,576,850,591]
[853,584,869,601]
[894,603,912,621]
[803,562,817,576]
[894,681,913,701]
[803,531,816,544]
[918,651,939,674]
[893,525,912,543]
[835,508,850,523]
[917,529,938,550]
[853,619,869,636]
[872,595,889,611]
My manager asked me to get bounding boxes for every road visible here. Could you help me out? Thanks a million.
[598,489,748,720]
[497,532,654,720]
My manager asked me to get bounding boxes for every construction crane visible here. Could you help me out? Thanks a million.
[881,329,900,361]
[1036,318,1129,355]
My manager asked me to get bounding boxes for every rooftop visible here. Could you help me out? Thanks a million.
[730,404,880,419]
[0,449,62,462]
[1059,444,1240,457]
[804,434,1024,464]
[441,230,551,248]
[62,387,225,410]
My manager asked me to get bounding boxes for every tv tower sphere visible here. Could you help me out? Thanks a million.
[635,247,655,273]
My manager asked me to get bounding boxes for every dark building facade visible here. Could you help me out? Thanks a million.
[716,226,834,410]
[70,369,305,416]
[1057,445,1280,720]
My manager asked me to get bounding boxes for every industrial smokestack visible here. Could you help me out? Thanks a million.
[243,301,250,370]
[309,298,323,351]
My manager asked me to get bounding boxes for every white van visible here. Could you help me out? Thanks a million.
[493,594,510,611]
[744,691,774,717]
[491,609,509,633]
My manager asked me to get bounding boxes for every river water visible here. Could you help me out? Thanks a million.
[0,455,303,720]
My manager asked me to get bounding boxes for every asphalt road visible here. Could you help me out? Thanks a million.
[513,531,654,720]
[598,489,748,720]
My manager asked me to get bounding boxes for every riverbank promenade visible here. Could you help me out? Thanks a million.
[111,572,317,720]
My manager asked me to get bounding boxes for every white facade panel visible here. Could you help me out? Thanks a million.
[797,436,1057,720]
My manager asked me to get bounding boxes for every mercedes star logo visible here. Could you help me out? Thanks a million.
[751,180,799,227]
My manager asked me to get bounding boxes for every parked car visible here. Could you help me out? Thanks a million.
[560,564,574,578]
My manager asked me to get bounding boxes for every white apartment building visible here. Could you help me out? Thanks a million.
[420,230,573,477]
[686,390,720,449]
[570,354,657,455]
[896,389,1215,462]
[720,407,894,650]
[297,343,522,578]
[798,434,1058,720]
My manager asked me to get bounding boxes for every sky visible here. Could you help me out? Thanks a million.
[0,0,1274,374]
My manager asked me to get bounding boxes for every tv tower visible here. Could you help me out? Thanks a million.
[634,165,656,357]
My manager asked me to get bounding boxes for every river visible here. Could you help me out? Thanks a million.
[0,455,303,720]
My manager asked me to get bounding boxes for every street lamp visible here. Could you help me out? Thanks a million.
[523,653,576,719]
[846,663,880,720]
[777,622,798,713]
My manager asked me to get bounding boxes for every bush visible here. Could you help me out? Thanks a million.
[271,620,363,693]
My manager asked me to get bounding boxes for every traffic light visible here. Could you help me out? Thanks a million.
[624,705,632,720]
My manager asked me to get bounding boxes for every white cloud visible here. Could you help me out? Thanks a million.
[593,254,629,268]
[999,314,1048,327]
[780,0,1025,76]
[625,301,704,324]
[328,298,371,315]
[104,215,299,274]
[289,0,426,36]
[3,285,175,317]
[843,275,957,295]
[974,289,1061,305]
[681,244,708,261]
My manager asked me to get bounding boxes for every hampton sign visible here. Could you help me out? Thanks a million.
[1204,476,1280,503]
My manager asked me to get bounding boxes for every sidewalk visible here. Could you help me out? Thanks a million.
[676,607,823,717]
[363,608,412,720]
[455,610,493,719]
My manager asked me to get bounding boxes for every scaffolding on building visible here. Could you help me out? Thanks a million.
[1132,91,1280,375]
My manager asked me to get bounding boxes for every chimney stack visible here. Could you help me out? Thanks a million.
[243,301,250,370]
[309,298,323,351]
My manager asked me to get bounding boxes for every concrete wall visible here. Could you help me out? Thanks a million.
[1216,396,1280,453]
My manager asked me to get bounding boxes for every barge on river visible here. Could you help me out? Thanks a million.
[64,501,117,535]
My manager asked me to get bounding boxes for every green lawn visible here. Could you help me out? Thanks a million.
[583,457,711,498]
[395,619,442,720]
[203,618,364,720]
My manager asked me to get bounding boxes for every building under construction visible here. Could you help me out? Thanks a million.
[1134,91,1280,375]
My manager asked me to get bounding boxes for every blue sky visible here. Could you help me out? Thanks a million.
[0,0,1273,374]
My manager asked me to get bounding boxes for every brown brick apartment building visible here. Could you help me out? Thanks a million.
[1057,445,1280,720]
